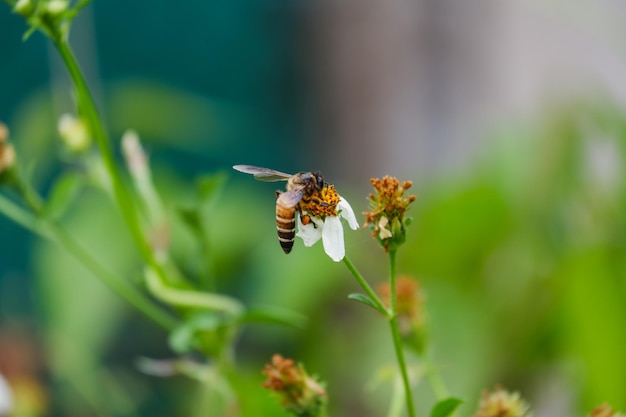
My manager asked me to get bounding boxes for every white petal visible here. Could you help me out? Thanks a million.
[321,216,345,262]
[0,373,12,416]
[338,197,359,230]
[296,215,323,247]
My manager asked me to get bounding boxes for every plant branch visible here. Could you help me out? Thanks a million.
[342,255,389,317]
[0,193,178,330]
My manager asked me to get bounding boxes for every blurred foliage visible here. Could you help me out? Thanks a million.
[403,99,626,414]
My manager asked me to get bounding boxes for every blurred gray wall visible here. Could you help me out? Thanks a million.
[304,0,626,181]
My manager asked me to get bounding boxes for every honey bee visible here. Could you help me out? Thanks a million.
[233,165,326,254]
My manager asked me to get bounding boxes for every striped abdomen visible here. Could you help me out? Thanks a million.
[276,202,297,254]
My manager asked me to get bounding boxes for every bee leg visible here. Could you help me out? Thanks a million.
[297,207,317,228]
[311,197,330,207]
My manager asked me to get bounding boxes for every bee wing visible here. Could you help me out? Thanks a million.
[233,165,292,182]
[277,187,304,208]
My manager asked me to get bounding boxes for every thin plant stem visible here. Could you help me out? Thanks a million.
[342,253,415,417]
[51,38,169,284]
[342,255,389,316]
[388,250,416,417]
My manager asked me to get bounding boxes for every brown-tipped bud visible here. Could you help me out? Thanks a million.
[0,123,16,180]
[363,175,416,252]
[589,404,626,417]
[262,354,327,416]
[473,386,532,417]
[0,122,8,143]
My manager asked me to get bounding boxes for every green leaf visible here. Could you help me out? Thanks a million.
[240,305,307,329]
[177,206,202,233]
[44,172,83,220]
[430,397,463,417]
[168,312,232,354]
[196,171,228,204]
[348,293,385,314]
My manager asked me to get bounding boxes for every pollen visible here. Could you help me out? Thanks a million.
[300,184,340,218]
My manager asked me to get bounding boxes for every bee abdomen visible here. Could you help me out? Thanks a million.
[276,204,296,254]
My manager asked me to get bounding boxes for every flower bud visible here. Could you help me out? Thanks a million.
[473,386,532,417]
[589,404,626,417]
[262,354,327,417]
[378,276,427,355]
[46,0,68,16]
[0,123,16,180]
[58,114,91,153]
[13,0,35,18]
[364,176,416,252]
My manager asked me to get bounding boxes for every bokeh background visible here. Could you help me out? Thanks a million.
[2,0,626,416]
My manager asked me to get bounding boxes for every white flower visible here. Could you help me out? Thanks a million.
[296,197,359,262]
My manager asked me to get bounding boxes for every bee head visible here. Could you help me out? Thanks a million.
[312,171,325,191]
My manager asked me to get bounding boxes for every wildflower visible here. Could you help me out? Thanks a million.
[364,176,416,252]
[589,404,626,417]
[473,386,532,417]
[58,113,91,153]
[262,354,327,417]
[378,276,427,354]
[296,184,359,262]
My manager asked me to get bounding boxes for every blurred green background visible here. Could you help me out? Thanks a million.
[2,1,626,417]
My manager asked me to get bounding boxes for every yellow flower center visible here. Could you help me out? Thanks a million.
[300,185,340,218]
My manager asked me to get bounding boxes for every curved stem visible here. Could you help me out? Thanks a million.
[388,250,416,417]
[342,255,389,316]
[144,268,244,316]
[51,38,169,283]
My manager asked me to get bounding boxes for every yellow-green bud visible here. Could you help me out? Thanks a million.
[58,114,91,153]
[46,0,69,16]
[13,0,35,18]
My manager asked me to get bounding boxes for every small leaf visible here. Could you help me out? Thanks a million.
[44,172,83,220]
[430,397,463,417]
[348,293,386,314]
[196,171,228,203]
[177,206,202,232]
[168,323,195,354]
[168,312,232,354]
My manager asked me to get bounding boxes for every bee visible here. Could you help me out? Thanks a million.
[233,165,327,254]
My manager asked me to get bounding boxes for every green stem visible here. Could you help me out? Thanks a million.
[342,253,415,416]
[342,255,389,316]
[144,268,244,316]
[0,194,178,330]
[51,38,168,283]
[388,250,416,417]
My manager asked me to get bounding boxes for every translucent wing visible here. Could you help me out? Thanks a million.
[277,187,304,208]
[233,165,292,182]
